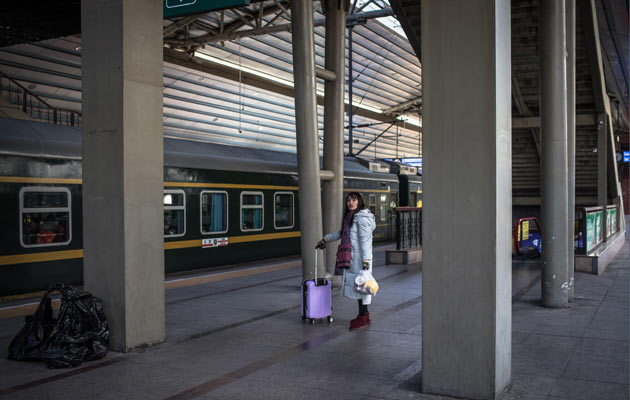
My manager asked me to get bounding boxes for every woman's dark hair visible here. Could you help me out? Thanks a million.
[343,192,366,227]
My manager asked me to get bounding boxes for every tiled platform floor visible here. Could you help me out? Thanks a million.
[0,233,627,400]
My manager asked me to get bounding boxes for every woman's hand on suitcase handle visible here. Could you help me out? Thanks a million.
[362,260,370,270]
[316,238,327,249]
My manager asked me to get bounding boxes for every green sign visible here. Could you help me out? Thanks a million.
[607,208,617,238]
[586,211,603,253]
[164,0,250,18]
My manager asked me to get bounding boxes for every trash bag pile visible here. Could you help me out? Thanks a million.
[8,283,109,368]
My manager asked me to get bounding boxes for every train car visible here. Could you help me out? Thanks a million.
[0,118,399,297]
[398,174,423,207]
[382,160,422,208]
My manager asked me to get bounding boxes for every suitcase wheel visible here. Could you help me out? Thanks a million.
[310,319,315,325]
[327,316,333,323]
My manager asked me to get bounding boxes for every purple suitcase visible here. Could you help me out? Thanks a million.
[301,251,333,324]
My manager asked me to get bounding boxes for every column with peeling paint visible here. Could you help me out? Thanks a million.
[540,0,569,307]
[566,0,576,301]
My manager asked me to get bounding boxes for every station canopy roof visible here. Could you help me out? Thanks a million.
[0,0,423,160]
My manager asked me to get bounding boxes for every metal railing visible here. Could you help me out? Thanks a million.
[0,71,81,127]
[395,207,422,250]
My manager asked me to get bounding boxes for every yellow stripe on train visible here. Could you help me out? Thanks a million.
[1,232,301,265]
[0,250,84,266]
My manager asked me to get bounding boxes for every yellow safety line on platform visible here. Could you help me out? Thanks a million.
[0,261,301,319]
[0,177,82,184]
[165,261,299,290]
[0,243,396,319]
[0,249,84,266]
[164,182,298,190]
[0,299,62,319]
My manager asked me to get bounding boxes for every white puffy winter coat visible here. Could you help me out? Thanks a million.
[324,209,376,304]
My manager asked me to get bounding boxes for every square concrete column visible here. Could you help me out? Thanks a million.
[421,1,511,398]
[81,0,165,351]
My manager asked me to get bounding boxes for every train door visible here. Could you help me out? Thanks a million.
[368,193,376,215]
[378,193,389,239]
[409,192,417,209]
[388,192,398,240]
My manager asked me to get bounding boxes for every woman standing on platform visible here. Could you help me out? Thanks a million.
[317,192,375,330]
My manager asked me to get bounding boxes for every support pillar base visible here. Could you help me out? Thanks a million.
[386,249,422,265]
[575,230,625,275]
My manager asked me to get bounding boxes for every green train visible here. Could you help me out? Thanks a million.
[0,118,420,297]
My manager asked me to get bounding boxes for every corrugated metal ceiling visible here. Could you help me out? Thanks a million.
[0,0,423,159]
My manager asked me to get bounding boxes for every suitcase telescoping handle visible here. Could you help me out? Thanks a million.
[314,248,318,281]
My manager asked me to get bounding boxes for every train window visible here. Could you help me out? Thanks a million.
[274,192,294,229]
[164,190,186,237]
[368,194,376,215]
[241,192,263,232]
[201,191,228,234]
[20,187,71,248]
[379,194,388,222]
[390,193,398,208]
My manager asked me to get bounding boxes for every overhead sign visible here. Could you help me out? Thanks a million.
[401,157,422,168]
[164,0,250,18]
[623,151,629,162]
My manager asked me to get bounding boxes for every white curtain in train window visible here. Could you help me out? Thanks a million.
[202,192,227,233]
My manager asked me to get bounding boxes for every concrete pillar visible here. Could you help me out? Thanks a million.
[597,113,608,236]
[421,1,511,398]
[348,27,354,156]
[566,0,576,301]
[322,0,347,281]
[541,0,569,308]
[291,0,324,280]
[81,0,165,350]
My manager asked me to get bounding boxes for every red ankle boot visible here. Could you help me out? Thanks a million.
[349,314,370,331]
[364,312,371,324]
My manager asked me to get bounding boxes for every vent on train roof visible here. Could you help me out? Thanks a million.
[398,165,417,175]
[368,162,391,173]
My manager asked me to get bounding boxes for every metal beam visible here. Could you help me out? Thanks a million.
[163,15,201,37]
[511,76,540,155]
[166,8,394,47]
[512,114,596,128]
[382,95,422,115]
[315,66,336,82]
[355,121,397,155]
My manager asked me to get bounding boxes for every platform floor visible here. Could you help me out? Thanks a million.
[0,235,627,400]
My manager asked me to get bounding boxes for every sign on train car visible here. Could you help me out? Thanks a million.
[202,237,229,248]
[164,0,250,18]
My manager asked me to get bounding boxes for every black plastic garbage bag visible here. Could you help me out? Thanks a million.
[8,284,109,368]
